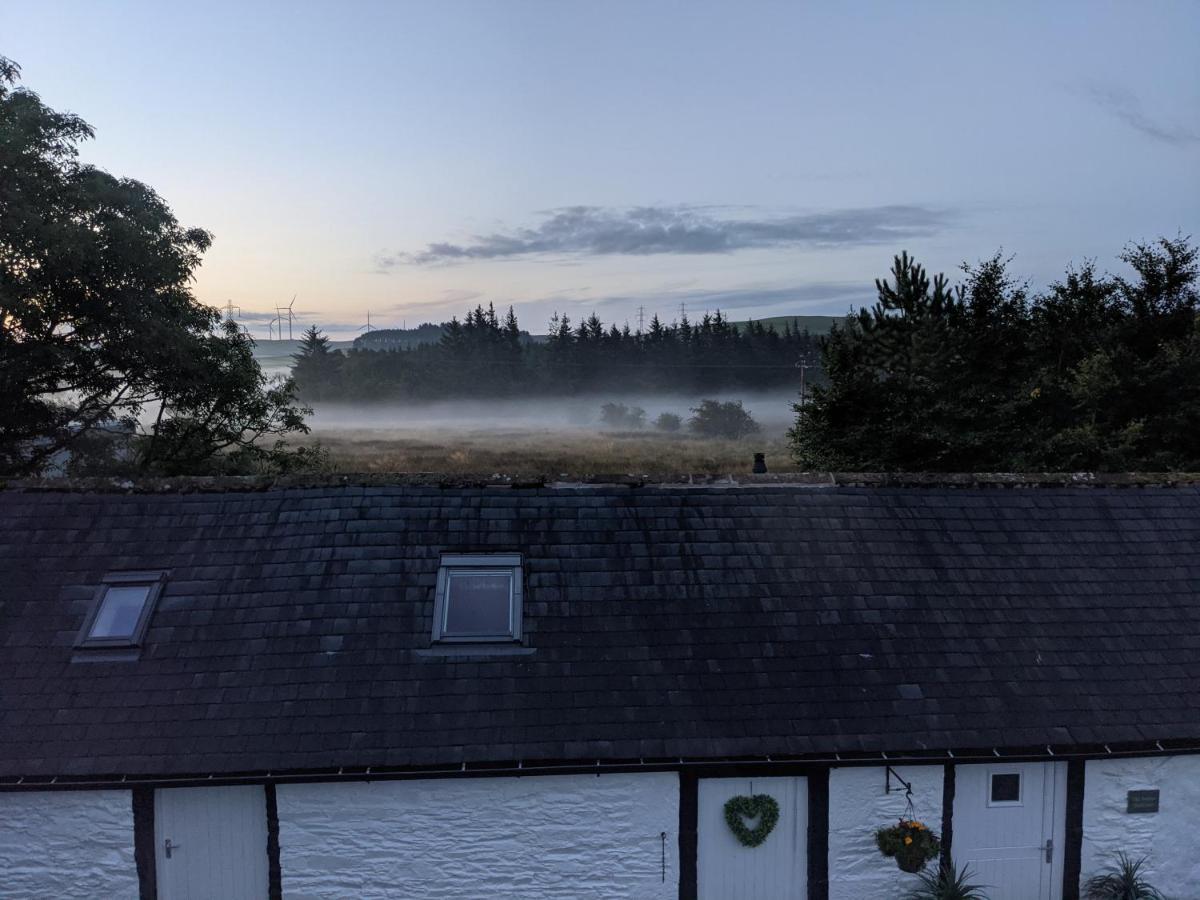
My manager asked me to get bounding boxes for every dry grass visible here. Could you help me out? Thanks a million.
[305,425,797,476]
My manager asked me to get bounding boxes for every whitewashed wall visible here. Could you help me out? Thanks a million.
[827,765,944,900]
[278,772,679,899]
[0,789,138,899]
[1081,754,1200,896]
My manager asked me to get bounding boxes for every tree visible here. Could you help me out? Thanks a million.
[654,411,682,432]
[0,57,312,474]
[291,325,342,401]
[790,238,1200,471]
[689,400,760,439]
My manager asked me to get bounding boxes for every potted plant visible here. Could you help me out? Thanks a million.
[1083,852,1166,900]
[902,860,990,900]
[875,818,942,873]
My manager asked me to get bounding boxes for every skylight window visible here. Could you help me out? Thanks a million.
[77,572,165,648]
[432,554,522,643]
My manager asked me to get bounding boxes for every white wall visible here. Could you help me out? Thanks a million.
[827,765,945,900]
[278,772,679,899]
[1081,754,1200,896]
[0,789,138,900]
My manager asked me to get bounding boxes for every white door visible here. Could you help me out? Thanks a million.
[697,776,807,900]
[155,785,270,900]
[952,762,1066,900]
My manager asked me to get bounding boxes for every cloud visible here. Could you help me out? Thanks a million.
[588,282,869,314]
[1085,85,1199,146]
[379,204,951,267]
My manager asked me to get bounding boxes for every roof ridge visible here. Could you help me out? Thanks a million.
[2,471,1199,493]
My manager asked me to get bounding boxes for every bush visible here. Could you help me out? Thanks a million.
[689,400,760,439]
[599,402,646,429]
[654,412,682,432]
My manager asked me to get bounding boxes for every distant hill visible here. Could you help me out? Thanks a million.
[353,324,446,350]
[730,314,842,334]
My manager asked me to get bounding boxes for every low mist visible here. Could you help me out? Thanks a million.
[304,390,800,435]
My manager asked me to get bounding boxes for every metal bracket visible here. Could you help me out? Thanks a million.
[885,765,912,796]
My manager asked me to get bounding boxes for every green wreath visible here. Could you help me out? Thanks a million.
[723,794,781,847]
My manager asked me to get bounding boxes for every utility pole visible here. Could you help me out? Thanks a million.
[636,305,645,333]
[221,299,240,321]
[796,356,814,405]
[678,301,687,322]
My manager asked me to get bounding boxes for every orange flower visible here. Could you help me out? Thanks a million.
[904,836,913,845]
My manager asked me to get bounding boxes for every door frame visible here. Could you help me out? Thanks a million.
[679,764,830,900]
[952,760,1068,900]
[133,782,280,900]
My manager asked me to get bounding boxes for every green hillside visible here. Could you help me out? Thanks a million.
[730,314,843,334]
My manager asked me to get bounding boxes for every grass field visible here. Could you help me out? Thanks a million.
[308,425,796,475]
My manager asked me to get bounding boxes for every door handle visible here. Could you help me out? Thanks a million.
[165,838,181,859]
[1044,838,1053,864]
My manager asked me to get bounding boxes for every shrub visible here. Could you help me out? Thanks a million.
[689,399,760,439]
[599,402,646,429]
[654,412,682,432]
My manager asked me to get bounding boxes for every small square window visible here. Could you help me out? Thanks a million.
[433,554,522,643]
[989,772,1022,806]
[77,572,165,648]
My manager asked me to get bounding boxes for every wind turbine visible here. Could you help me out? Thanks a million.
[358,310,375,335]
[276,295,297,341]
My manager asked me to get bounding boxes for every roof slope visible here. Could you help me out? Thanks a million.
[1,482,1198,778]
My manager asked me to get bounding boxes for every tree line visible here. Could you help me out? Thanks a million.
[291,305,821,401]
[791,236,1200,472]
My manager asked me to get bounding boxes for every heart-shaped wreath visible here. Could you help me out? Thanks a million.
[723,794,781,847]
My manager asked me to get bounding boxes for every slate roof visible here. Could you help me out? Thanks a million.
[1,479,1199,779]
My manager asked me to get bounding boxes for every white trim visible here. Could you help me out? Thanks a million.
[986,769,1024,807]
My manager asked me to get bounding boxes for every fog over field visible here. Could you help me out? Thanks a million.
[298,391,800,475]
[304,390,799,433]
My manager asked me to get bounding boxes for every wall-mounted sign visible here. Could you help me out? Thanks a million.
[1126,790,1160,814]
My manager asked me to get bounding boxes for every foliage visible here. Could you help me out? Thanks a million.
[0,57,313,475]
[295,305,819,401]
[654,411,683,432]
[790,238,1200,471]
[901,860,990,900]
[689,399,761,439]
[723,794,780,847]
[1083,853,1166,900]
[876,818,941,872]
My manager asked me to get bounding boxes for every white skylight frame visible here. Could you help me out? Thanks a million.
[76,571,167,649]
[986,770,1024,808]
[432,554,523,644]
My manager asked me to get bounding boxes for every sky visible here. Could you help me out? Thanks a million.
[5,0,1199,338]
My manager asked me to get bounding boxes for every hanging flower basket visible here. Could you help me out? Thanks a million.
[875,818,941,873]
